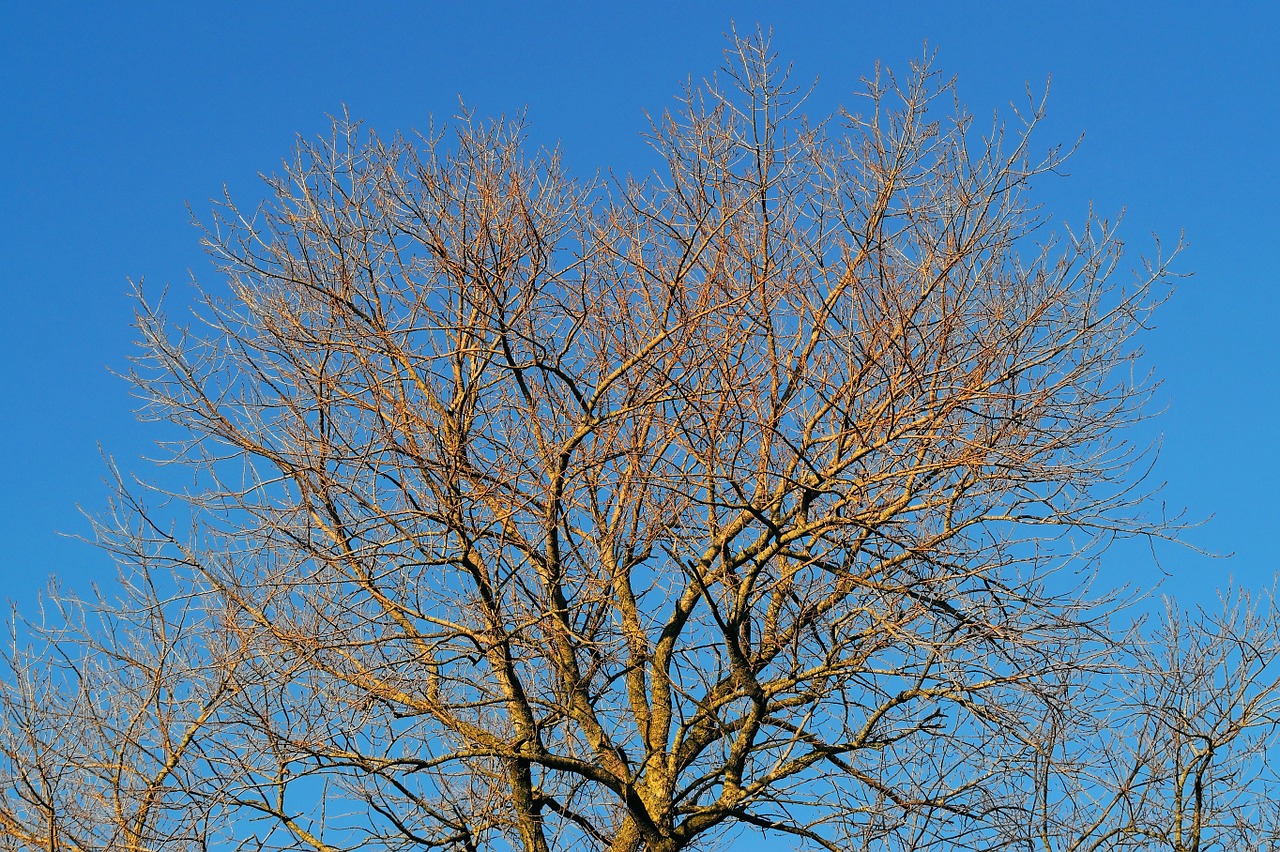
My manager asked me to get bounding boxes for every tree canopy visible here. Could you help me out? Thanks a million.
[3,32,1278,852]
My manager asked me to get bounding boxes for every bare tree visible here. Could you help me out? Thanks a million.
[0,546,240,850]
[9,31,1265,852]
[1020,586,1280,852]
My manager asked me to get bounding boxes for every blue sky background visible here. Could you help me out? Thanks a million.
[1,2,1276,618]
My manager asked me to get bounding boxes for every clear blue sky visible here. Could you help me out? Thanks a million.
[1,1,1276,612]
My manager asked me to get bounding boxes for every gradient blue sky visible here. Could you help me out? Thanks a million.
[2,1,1276,613]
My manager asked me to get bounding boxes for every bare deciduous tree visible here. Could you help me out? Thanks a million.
[5,32,1271,852]
[1023,587,1280,852]
[0,562,238,850]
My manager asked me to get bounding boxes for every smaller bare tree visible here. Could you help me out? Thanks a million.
[0,547,241,850]
[1022,586,1280,852]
